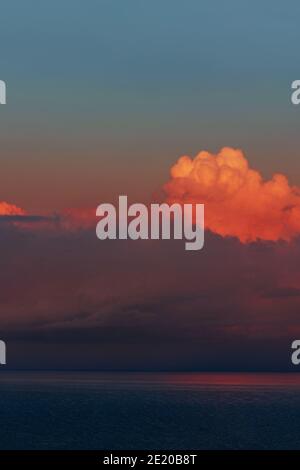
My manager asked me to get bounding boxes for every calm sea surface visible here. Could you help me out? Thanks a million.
[0,372,300,449]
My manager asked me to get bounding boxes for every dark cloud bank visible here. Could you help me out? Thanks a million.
[0,222,299,371]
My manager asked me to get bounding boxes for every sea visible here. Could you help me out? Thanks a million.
[0,372,300,450]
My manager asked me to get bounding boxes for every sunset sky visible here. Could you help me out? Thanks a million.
[1,1,300,370]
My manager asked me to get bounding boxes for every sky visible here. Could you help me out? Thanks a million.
[1,1,300,370]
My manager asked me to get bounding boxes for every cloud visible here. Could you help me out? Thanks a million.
[263,287,300,299]
[0,215,53,223]
[0,201,25,215]
[60,207,96,230]
[0,202,94,233]
[164,147,300,243]
[0,220,299,369]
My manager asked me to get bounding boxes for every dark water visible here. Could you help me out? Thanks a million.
[1,372,300,449]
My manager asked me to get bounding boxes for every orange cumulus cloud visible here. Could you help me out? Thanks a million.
[164,147,300,243]
[0,201,25,216]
